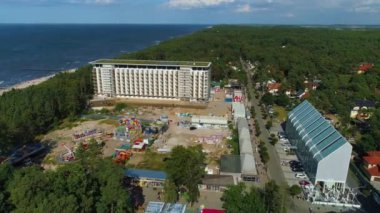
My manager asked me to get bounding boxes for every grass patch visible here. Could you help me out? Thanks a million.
[55,118,81,130]
[129,150,169,170]
[98,119,119,127]
[273,105,287,122]
[227,128,239,155]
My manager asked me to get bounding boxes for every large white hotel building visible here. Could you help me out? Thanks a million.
[90,59,211,102]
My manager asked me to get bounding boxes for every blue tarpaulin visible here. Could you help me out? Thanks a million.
[125,169,167,180]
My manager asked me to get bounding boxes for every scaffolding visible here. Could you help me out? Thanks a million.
[178,68,191,100]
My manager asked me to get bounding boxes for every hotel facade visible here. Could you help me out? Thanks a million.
[91,59,211,102]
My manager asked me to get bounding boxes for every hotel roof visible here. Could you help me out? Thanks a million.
[90,59,211,67]
[288,100,351,162]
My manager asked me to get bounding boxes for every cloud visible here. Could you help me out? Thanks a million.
[167,0,235,9]
[69,0,116,4]
[235,4,251,13]
[0,0,117,5]
[283,12,294,17]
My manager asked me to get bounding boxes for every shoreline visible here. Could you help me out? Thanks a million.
[0,68,76,96]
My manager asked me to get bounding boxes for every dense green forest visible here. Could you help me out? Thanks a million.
[221,181,287,213]
[0,66,92,152]
[0,143,132,212]
[121,26,380,153]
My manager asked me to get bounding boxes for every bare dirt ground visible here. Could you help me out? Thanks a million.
[42,90,232,171]
[41,120,124,166]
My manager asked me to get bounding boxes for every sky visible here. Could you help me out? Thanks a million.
[0,0,379,25]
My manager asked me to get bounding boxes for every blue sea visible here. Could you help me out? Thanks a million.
[0,24,206,87]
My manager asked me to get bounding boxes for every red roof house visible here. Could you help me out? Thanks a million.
[358,63,374,74]
[363,151,380,182]
[267,82,281,95]
[304,80,320,91]
[367,165,380,181]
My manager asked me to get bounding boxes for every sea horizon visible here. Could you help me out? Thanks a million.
[0,24,207,88]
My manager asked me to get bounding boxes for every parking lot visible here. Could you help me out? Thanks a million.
[273,126,311,187]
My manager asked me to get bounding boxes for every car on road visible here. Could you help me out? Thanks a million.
[295,173,307,179]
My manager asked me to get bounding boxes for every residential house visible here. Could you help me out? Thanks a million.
[304,80,320,91]
[285,88,296,98]
[296,90,310,100]
[363,151,380,182]
[357,63,374,74]
[267,80,281,95]
[350,100,376,119]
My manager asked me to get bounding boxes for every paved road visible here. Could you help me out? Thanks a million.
[241,60,286,184]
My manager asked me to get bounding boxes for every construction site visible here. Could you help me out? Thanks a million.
[40,88,235,172]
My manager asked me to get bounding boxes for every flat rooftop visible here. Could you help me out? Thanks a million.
[90,59,211,67]
[220,155,241,174]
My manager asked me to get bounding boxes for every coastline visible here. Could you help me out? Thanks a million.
[0,68,76,96]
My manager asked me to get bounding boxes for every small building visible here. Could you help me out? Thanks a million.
[199,174,235,192]
[237,118,258,181]
[363,151,380,182]
[350,100,376,119]
[125,169,167,187]
[160,115,169,122]
[233,90,243,102]
[304,80,320,91]
[357,63,374,74]
[191,116,228,128]
[145,202,186,213]
[226,79,241,89]
[232,102,246,122]
[220,155,242,183]
[267,81,281,95]
[296,90,310,100]
[285,89,296,98]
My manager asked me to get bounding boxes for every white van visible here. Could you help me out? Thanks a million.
[295,173,307,179]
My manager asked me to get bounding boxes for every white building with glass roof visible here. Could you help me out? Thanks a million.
[286,101,352,188]
[90,59,211,102]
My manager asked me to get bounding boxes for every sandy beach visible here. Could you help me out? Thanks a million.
[0,69,76,96]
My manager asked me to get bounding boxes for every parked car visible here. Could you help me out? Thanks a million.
[295,173,307,179]
[23,158,33,166]
[280,138,289,142]
[299,180,311,186]
[289,160,301,165]
[291,164,303,169]
[291,167,304,172]
[278,131,287,138]
[290,164,303,169]
[189,126,197,130]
